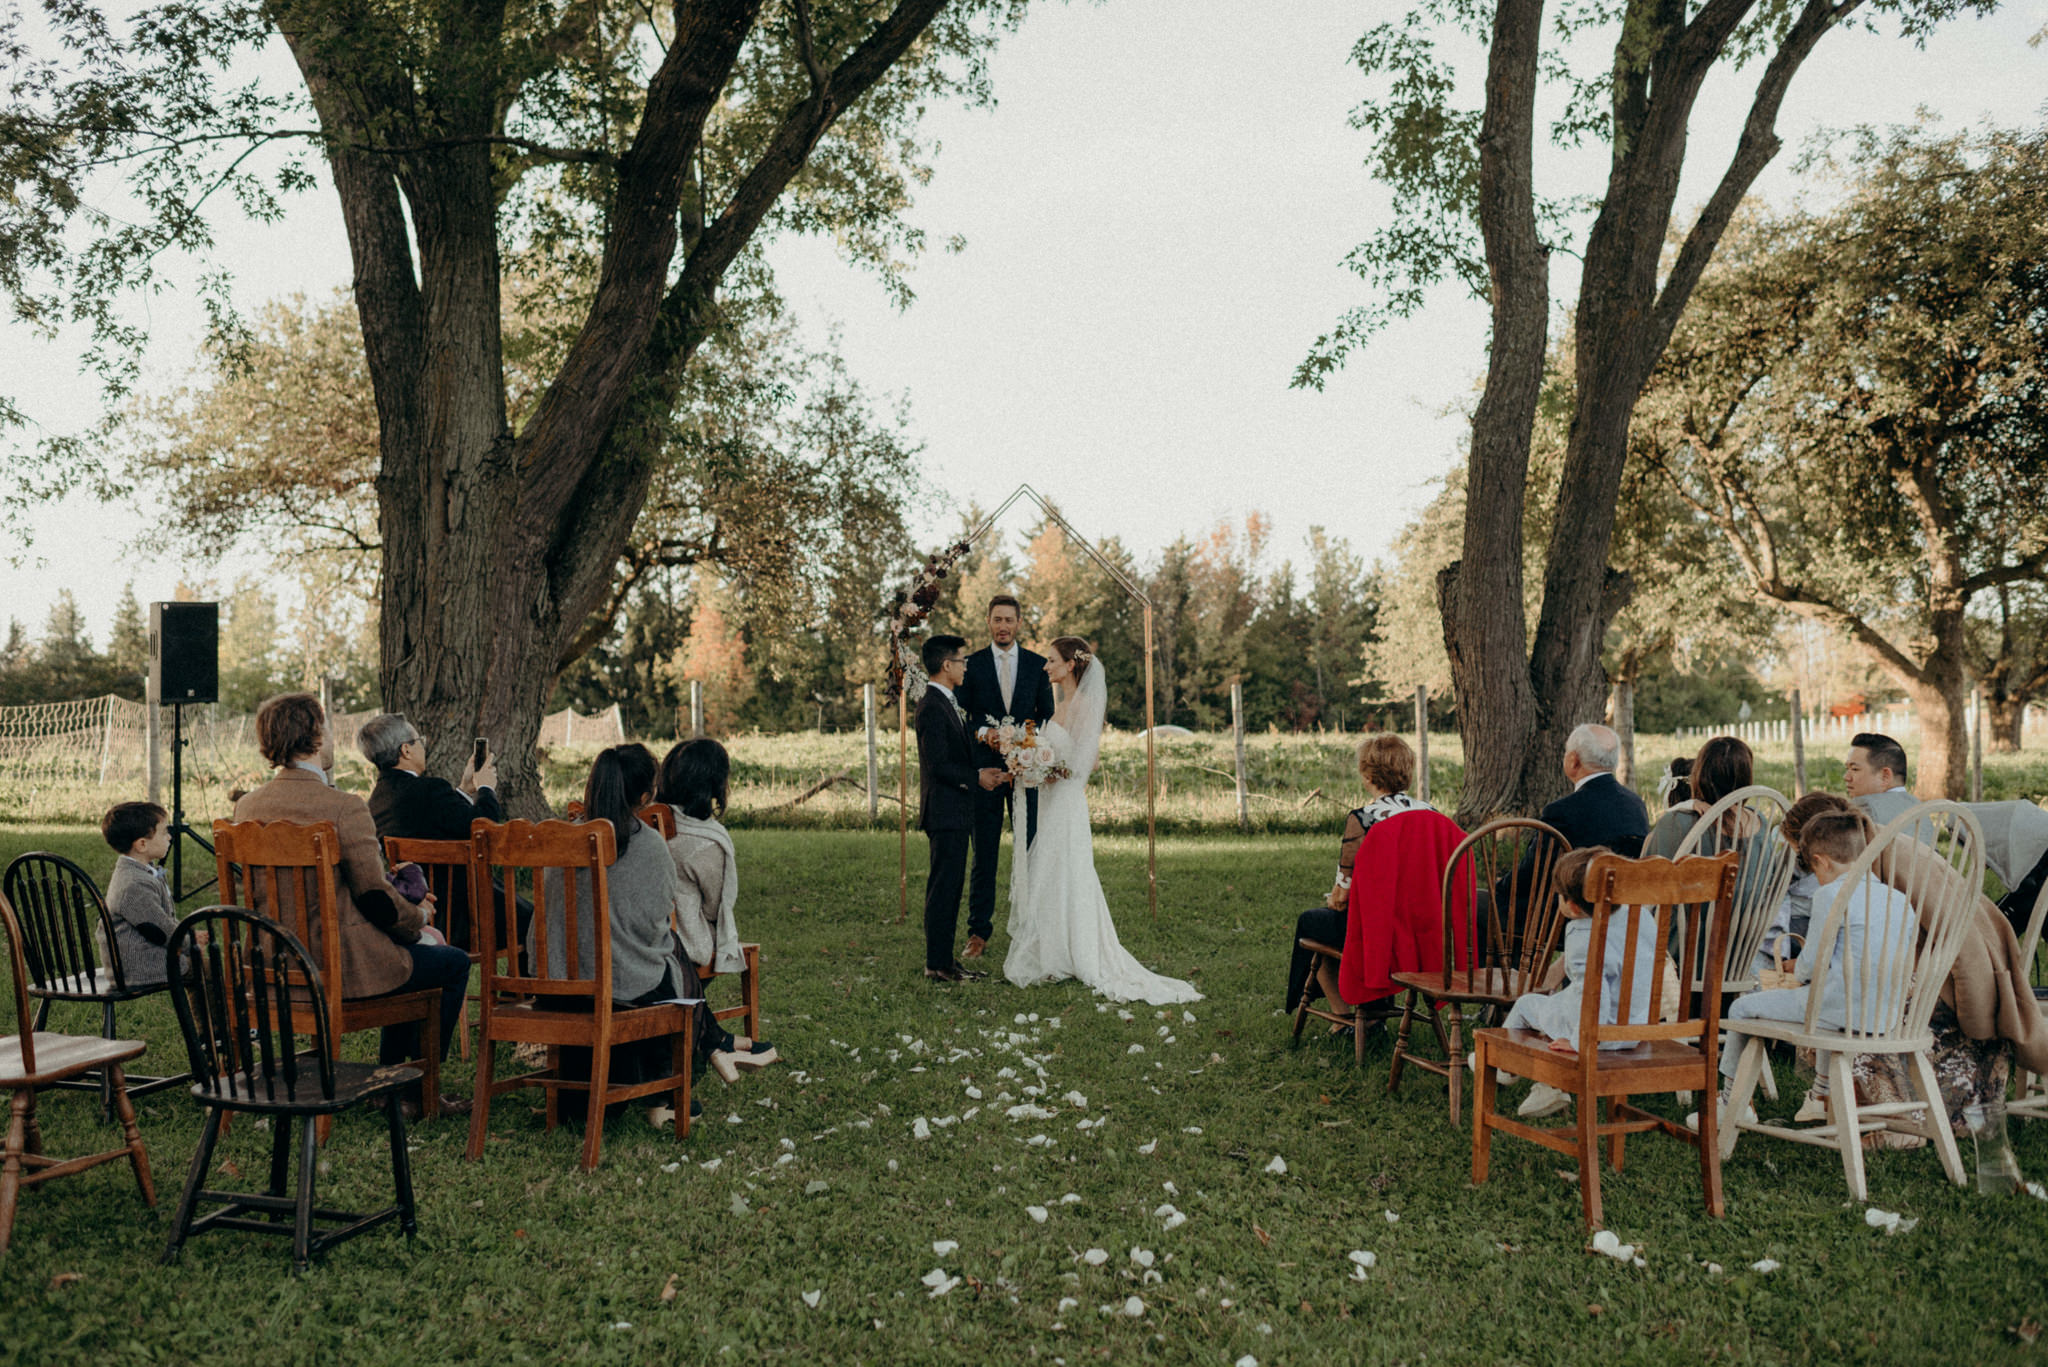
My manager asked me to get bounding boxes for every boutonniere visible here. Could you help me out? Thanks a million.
[952,698,969,724]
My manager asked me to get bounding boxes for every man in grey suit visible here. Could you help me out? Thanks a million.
[1845,732,1916,827]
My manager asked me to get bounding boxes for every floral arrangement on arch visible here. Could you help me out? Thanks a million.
[885,539,974,704]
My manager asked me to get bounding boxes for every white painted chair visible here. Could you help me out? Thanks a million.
[1718,800,1981,1201]
[1670,785,1801,1101]
[2006,879,2048,1121]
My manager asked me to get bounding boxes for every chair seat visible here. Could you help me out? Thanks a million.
[1716,1017,1932,1056]
[0,1032,148,1087]
[1392,967,1530,1002]
[195,1060,423,1114]
[1477,1027,1709,1094]
[27,967,165,1004]
[1296,938,1341,959]
[487,999,689,1046]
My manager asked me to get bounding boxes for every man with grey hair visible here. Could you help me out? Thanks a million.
[1540,722,1648,857]
[364,714,504,953]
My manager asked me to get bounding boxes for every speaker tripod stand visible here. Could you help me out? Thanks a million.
[165,701,216,903]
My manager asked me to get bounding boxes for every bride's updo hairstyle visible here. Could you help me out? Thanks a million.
[1050,636,1094,682]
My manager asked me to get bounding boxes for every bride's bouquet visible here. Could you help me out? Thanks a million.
[976,717,1071,789]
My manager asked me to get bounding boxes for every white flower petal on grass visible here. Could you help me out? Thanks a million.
[1348,1250,1377,1268]
[779,1138,796,1152]
[1158,1025,1172,1038]
[1183,1011,1198,1024]
[775,1153,794,1166]
[933,1240,960,1256]
[1182,1126,1202,1135]
[1130,1247,1155,1268]
[1384,1210,1400,1223]
[1705,1262,1724,1275]
[1163,1211,1188,1230]
[1264,1155,1288,1175]
[2026,1180,2047,1201]
[1236,1357,1259,1367]
[912,1118,931,1141]
[1750,1258,1781,1274]
[1162,1181,1178,1195]
[1864,1207,1917,1235]
[1589,1230,1636,1262]
[963,1107,980,1121]
[1059,1192,1082,1205]
[1025,1134,1051,1147]
[805,1180,830,1195]
[1063,1090,1088,1109]
[1026,1205,1049,1224]
[1117,1009,1135,1022]
[965,1086,983,1101]
[1082,1248,1110,1266]
[1122,1296,1145,1318]
[801,1290,822,1310]
[1138,1139,1158,1155]
[1007,1104,1055,1120]
[1127,1044,1146,1055]
[699,1157,722,1172]
[728,1193,751,1216]
[925,1274,961,1299]
[610,1321,632,1330]
[660,1162,680,1173]
[887,1159,899,1172]
[1143,1269,1163,1286]
[727,1113,744,1125]
[1058,1297,1079,1312]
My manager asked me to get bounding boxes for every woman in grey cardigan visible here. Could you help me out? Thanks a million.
[657,739,778,1077]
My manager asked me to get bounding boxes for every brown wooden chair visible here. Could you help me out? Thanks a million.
[2,852,190,1110]
[465,819,693,1171]
[160,907,419,1273]
[213,820,442,1132]
[383,836,491,1060]
[1472,851,1739,1229]
[0,888,156,1255]
[1386,819,1570,1125]
[570,801,763,1042]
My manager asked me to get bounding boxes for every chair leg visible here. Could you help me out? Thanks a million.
[1908,1050,1966,1186]
[1721,1039,1766,1161]
[386,1095,418,1237]
[544,1047,561,1131]
[456,998,472,1062]
[1758,1048,1780,1102]
[467,1031,497,1163]
[580,1038,610,1172]
[292,1116,319,1273]
[1354,1004,1369,1068]
[743,945,761,1043]
[1828,1051,1868,1203]
[100,1001,118,1122]
[31,999,49,1033]
[265,1106,295,1222]
[1577,1085,1604,1229]
[0,1089,30,1254]
[1470,1038,1496,1186]
[679,1011,695,1141]
[1605,1095,1625,1171]
[1696,1070,1725,1217]
[1291,988,1311,1043]
[421,999,442,1122]
[1445,1010,1465,1129]
[162,1108,224,1264]
[1387,991,1416,1085]
[106,1066,155,1207]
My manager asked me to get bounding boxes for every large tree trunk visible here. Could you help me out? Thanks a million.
[1989,694,2026,753]
[1907,677,1970,800]
[1440,0,1547,828]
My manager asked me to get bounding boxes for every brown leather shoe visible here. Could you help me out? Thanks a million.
[924,966,964,983]
[964,935,988,959]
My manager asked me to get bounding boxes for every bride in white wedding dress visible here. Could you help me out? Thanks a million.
[1003,637,1201,1004]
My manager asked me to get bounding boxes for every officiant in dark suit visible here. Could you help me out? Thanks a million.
[360,711,512,956]
[916,635,1010,981]
[957,594,1057,959]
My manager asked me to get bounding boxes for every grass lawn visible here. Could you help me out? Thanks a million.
[1,822,2046,1365]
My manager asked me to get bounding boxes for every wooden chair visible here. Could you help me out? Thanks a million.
[1718,801,1982,1199]
[383,836,490,1060]
[0,888,156,1254]
[213,821,442,1130]
[1472,851,1739,1230]
[1385,819,1570,1125]
[571,801,763,1042]
[2007,878,2048,1121]
[465,819,693,1171]
[2,852,190,1111]
[160,907,419,1273]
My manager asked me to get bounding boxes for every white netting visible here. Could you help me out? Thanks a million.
[536,703,626,748]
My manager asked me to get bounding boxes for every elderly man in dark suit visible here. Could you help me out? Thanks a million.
[361,711,508,955]
[1540,722,1650,856]
[957,594,1056,959]
[916,634,1010,983]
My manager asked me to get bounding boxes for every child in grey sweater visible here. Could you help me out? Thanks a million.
[101,800,177,987]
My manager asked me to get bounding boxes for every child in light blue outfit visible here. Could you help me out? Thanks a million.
[1503,846,1663,1052]
[1718,811,1918,1088]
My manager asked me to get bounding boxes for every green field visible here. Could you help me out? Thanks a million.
[2,821,2047,1365]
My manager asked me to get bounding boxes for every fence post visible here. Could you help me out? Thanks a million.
[690,680,704,738]
[1972,684,1984,802]
[1790,688,1806,797]
[1414,684,1431,803]
[1612,680,1635,790]
[1231,679,1248,832]
[864,684,879,822]
[97,696,116,786]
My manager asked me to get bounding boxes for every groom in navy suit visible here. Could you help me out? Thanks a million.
[957,594,1057,958]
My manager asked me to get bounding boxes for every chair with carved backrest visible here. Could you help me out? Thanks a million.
[1472,850,1740,1230]
[1385,819,1571,1126]
[160,907,418,1273]
[213,820,442,1132]
[1718,800,1982,1201]
[0,887,156,1254]
[465,818,693,1171]
[566,800,762,1042]
[2,852,191,1112]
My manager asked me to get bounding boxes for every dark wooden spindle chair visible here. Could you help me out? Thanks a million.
[2,852,190,1110]
[466,819,693,1171]
[0,887,156,1254]
[213,820,442,1131]
[160,908,419,1273]
[1385,819,1570,1125]
[1471,851,1739,1229]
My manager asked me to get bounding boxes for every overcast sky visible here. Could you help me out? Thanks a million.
[3,0,2043,647]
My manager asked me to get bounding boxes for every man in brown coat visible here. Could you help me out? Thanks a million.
[233,693,472,1114]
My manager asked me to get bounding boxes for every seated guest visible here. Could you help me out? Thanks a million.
[1645,735,1781,941]
[234,692,471,1118]
[361,712,509,954]
[546,745,709,1127]
[1844,731,1915,827]
[1284,735,1428,1024]
[1697,810,1917,1131]
[656,738,777,1077]
[1335,737,1472,1023]
[1497,723,1651,938]
[101,800,175,988]
[1502,846,1664,1119]
[1655,756,1693,808]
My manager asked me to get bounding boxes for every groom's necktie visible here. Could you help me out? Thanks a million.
[999,649,1015,713]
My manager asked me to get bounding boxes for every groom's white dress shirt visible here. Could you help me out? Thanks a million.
[994,643,1017,714]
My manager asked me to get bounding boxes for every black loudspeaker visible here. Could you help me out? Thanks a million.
[152,601,219,704]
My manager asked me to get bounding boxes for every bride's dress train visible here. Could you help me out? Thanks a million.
[1003,661,1200,1005]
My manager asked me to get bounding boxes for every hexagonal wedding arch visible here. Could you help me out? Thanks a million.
[885,484,1159,921]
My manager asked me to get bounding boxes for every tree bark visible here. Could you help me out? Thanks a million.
[1989,694,2026,753]
[1441,0,1547,828]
